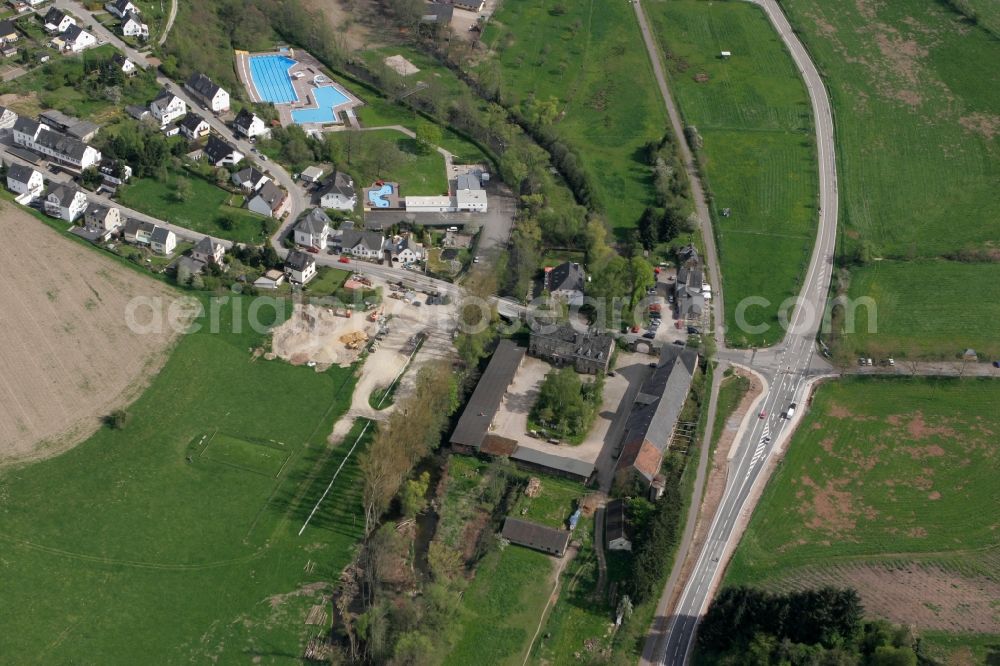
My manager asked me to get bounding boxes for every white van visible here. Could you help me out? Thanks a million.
[784,403,797,419]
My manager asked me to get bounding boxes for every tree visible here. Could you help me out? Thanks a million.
[105,409,129,429]
[173,177,192,203]
[414,122,442,154]
[871,646,917,666]
[366,136,401,178]
[637,207,657,250]
[401,471,430,518]
[392,631,435,666]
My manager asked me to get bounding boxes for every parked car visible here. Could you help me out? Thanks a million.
[338,256,350,263]
[642,331,656,339]
[687,326,701,335]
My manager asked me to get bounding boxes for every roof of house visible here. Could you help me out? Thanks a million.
[44,7,67,25]
[204,135,238,164]
[605,498,627,544]
[300,165,324,180]
[7,163,38,183]
[546,261,585,294]
[422,3,454,22]
[500,518,570,556]
[125,104,149,119]
[455,173,481,191]
[67,120,98,140]
[85,201,112,219]
[318,171,355,198]
[178,113,207,132]
[233,108,260,128]
[186,72,224,100]
[285,249,315,272]
[251,181,286,211]
[510,446,595,480]
[123,217,155,235]
[295,208,331,235]
[193,235,222,255]
[110,0,137,12]
[63,23,87,41]
[13,115,40,135]
[233,166,266,185]
[617,345,698,482]
[112,52,131,66]
[34,128,90,161]
[0,19,17,37]
[340,229,384,252]
[152,87,181,107]
[122,10,145,24]
[46,183,81,206]
[530,324,613,365]
[150,226,173,244]
[450,340,526,449]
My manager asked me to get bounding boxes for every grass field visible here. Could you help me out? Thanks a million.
[0,297,368,662]
[727,377,1000,660]
[778,0,1000,355]
[710,371,752,448]
[325,129,448,196]
[200,432,290,477]
[647,1,817,346]
[119,170,274,244]
[304,266,350,295]
[842,260,1000,360]
[480,0,669,235]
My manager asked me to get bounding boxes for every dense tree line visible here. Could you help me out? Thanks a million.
[97,121,187,179]
[698,586,926,666]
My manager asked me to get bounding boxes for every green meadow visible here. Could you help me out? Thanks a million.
[779,0,1000,356]
[0,297,368,663]
[481,0,669,234]
[647,0,818,346]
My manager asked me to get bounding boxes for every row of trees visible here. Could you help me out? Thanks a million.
[698,586,925,666]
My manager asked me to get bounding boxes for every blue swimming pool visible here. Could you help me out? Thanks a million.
[368,183,394,208]
[291,86,352,124]
[249,54,299,104]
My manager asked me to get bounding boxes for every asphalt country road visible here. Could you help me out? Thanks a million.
[639,0,841,663]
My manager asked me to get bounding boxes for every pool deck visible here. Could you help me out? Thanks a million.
[235,48,364,129]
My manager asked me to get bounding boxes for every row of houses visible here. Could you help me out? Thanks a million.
[290,209,425,264]
[5,163,179,253]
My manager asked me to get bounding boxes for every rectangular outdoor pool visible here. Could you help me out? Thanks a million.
[248,54,298,104]
[291,86,352,124]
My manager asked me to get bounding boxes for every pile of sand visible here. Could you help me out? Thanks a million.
[270,304,372,367]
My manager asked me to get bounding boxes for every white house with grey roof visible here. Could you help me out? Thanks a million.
[58,24,97,52]
[83,202,122,235]
[191,236,225,265]
[6,163,44,203]
[43,184,87,222]
[284,250,317,285]
[247,180,289,218]
[338,229,385,261]
[231,166,269,193]
[203,135,243,167]
[544,261,586,306]
[293,208,331,249]
[388,236,424,264]
[185,72,229,113]
[178,113,210,140]
[43,7,75,33]
[233,108,268,139]
[119,11,148,39]
[105,0,139,18]
[317,172,356,210]
[150,88,187,127]
[150,226,176,255]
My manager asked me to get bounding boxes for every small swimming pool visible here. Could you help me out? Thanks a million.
[249,54,298,104]
[291,86,352,124]
[368,183,394,208]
